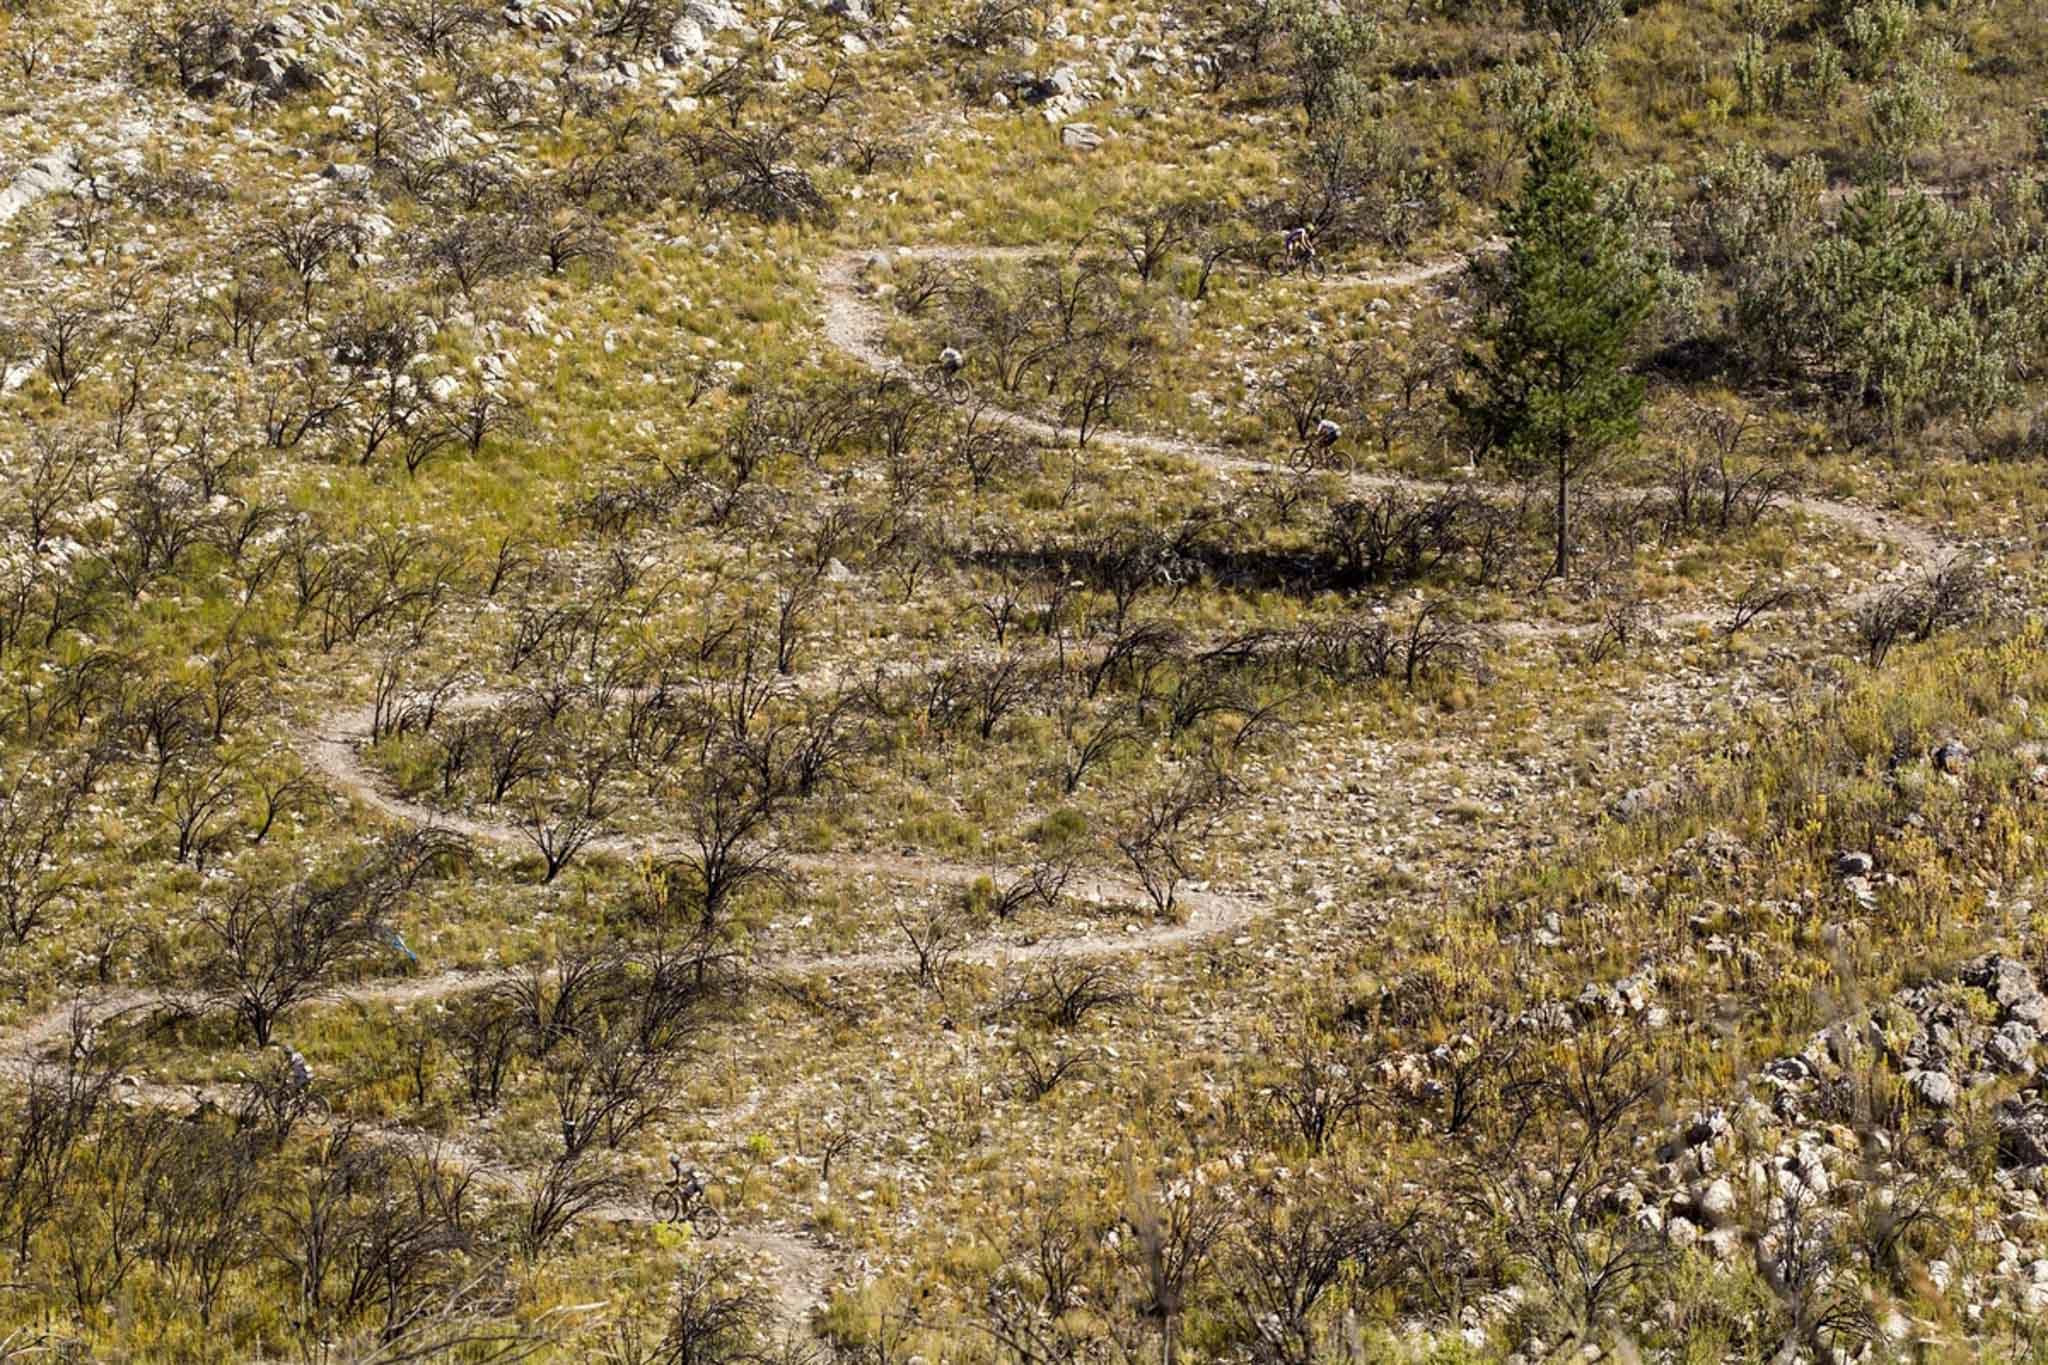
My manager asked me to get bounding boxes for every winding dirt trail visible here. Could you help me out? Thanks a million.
[818,241,1950,609]
[0,234,1959,1341]
[294,694,1260,968]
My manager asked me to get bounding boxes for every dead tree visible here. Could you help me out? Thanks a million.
[1225,1186,1419,1365]
[249,211,366,316]
[1115,771,1235,919]
[196,833,458,1044]
[1116,1162,1227,1365]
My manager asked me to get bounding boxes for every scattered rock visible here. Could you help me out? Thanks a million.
[321,161,373,188]
[2001,1101,2048,1168]
[1694,1177,1737,1227]
[1060,122,1103,151]
[668,16,708,52]
[1908,1069,1958,1109]
[1608,786,1656,822]
[685,0,748,33]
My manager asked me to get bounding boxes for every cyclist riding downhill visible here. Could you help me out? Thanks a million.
[654,1153,722,1236]
[280,1043,314,1095]
[1284,224,1318,270]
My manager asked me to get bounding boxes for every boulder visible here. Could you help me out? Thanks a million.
[668,15,708,51]
[1694,1177,1737,1228]
[685,0,747,33]
[1908,1069,1959,1109]
[1991,1022,2039,1075]
[1060,122,1103,151]
[2001,1101,2048,1167]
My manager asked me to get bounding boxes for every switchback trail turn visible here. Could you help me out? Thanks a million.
[817,241,1948,609]
[0,233,1961,1343]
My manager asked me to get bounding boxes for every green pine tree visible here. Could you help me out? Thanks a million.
[1453,116,1655,581]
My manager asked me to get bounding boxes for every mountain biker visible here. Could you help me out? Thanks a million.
[1283,224,1318,266]
[279,1043,314,1095]
[668,1153,706,1202]
[385,926,419,970]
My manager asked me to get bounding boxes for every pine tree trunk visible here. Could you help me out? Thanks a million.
[1552,452,1570,581]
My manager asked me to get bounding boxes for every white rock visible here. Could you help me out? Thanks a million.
[1696,1178,1736,1227]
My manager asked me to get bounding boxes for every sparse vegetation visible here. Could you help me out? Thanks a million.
[1,0,2046,1357]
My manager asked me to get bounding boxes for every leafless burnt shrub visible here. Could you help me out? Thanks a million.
[1010,1042,1098,1101]
[1725,576,1809,638]
[0,1013,123,1261]
[986,856,1074,921]
[683,124,834,226]
[839,132,912,177]
[34,304,117,405]
[989,960,1135,1030]
[416,213,536,300]
[609,1252,775,1364]
[1321,487,1471,589]
[945,0,1044,50]
[522,1152,627,1257]
[247,210,366,316]
[655,747,797,935]
[893,901,970,990]
[451,993,522,1113]
[534,208,617,276]
[1268,1030,1376,1156]
[197,831,464,1044]
[459,70,545,130]
[1260,346,1367,458]
[892,258,957,317]
[270,1129,479,1343]
[547,1021,681,1157]
[1223,1184,1420,1365]
[1114,1164,1227,1365]
[1396,600,1492,687]
[119,164,227,216]
[1054,695,1139,795]
[512,754,615,884]
[1740,1178,1874,1361]
[1577,591,1652,666]
[1092,201,1201,283]
[1279,618,1396,685]
[949,403,1040,491]
[1855,560,1984,666]
[1461,1026,1671,1354]
[1662,403,1800,536]
[369,0,492,61]
[1115,769,1237,920]
[0,750,97,944]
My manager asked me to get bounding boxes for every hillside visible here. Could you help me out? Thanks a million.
[1,0,2046,1359]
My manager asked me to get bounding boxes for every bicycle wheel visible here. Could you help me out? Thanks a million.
[653,1188,684,1225]
[301,1094,333,1125]
[690,1202,724,1240]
